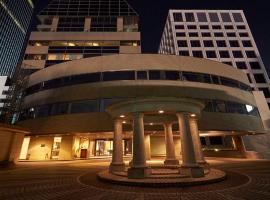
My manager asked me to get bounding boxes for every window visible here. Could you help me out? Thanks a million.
[173,13,183,22]
[224,25,234,29]
[187,25,197,29]
[200,25,209,29]
[177,40,188,47]
[200,137,207,145]
[239,32,249,37]
[149,70,162,80]
[190,40,201,47]
[203,40,214,47]
[246,73,252,83]
[185,13,195,22]
[246,51,257,58]
[232,51,243,58]
[249,62,261,69]
[103,71,135,81]
[137,71,148,80]
[182,72,211,83]
[219,51,230,58]
[209,13,219,22]
[254,74,266,83]
[214,101,226,112]
[242,40,252,47]
[176,32,186,37]
[236,62,247,69]
[36,105,51,117]
[216,40,227,47]
[223,62,233,66]
[233,13,244,22]
[192,51,203,58]
[206,51,217,58]
[237,25,246,30]
[51,103,69,115]
[221,13,232,22]
[259,88,270,98]
[229,40,240,47]
[70,100,99,113]
[201,32,211,37]
[189,32,199,37]
[211,75,220,84]
[179,51,190,56]
[214,32,224,37]
[227,32,236,37]
[197,12,207,22]
[175,25,184,29]
[212,25,221,29]
[165,71,180,80]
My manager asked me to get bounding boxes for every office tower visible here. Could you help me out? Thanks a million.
[0,0,34,108]
[159,10,270,109]
[22,0,141,73]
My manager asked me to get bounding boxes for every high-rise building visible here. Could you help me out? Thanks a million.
[159,10,270,109]
[0,0,34,108]
[22,0,141,73]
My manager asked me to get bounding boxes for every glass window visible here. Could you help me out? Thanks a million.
[173,12,183,22]
[232,51,243,58]
[233,13,244,22]
[192,51,203,58]
[203,40,214,47]
[246,51,257,58]
[212,25,221,29]
[221,13,232,22]
[206,51,217,58]
[51,103,69,115]
[200,25,209,29]
[220,77,239,88]
[189,32,199,37]
[149,70,162,80]
[185,13,195,22]
[254,74,266,83]
[137,71,148,80]
[165,71,180,80]
[197,12,207,22]
[242,40,252,47]
[224,25,234,29]
[237,25,246,30]
[249,62,261,69]
[214,101,226,112]
[214,32,224,37]
[227,32,236,37]
[187,25,197,29]
[236,62,247,69]
[70,100,99,113]
[36,105,51,117]
[209,13,219,22]
[239,32,249,37]
[209,136,223,145]
[226,102,246,114]
[219,51,230,58]
[176,32,186,37]
[216,40,227,47]
[229,40,240,47]
[200,137,207,145]
[175,25,184,29]
[182,72,211,83]
[211,75,220,84]
[201,32,211,37]
[247,73,252,83]
[190,40,201,47]
[103,71,135,81]
[179,51,190,56]
[177,40,188,47]
[259,88,270,98]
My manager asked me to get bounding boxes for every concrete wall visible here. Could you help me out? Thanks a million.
[150,136,165,156]
[59,135,73,160]
[27,136,53,160]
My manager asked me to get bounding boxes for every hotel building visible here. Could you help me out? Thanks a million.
[0,0,34,111]
[16,3,268,161]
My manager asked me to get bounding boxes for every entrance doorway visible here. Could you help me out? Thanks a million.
[80,149,88,158]
[95,140,113,156]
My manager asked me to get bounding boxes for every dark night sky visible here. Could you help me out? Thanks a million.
[33,0,270,74]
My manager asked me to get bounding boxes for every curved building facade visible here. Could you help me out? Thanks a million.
[17,54,266,160]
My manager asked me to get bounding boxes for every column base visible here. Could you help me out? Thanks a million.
[127,167,151,179]
[164,159,180,166]
[109,162,125,173]
[197,160,208,167]
[179,166,204,178]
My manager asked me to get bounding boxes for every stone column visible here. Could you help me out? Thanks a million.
[176,113,204,178]
[164,123,179,166]
[128,113,151,179]
[109,119,125,173]
[232,135,247,157]
[189,117,207,165]
[144,134,151,160]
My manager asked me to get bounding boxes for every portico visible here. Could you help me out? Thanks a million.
[106,97,206,179]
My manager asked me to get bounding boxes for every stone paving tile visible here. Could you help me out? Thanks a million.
[0,159,269,200]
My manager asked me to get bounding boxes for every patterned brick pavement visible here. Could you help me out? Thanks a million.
[0,158,269,200]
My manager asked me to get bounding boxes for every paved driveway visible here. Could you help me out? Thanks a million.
[0,158,269,200]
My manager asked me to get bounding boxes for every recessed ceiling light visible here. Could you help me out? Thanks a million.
[190,114,196,117]
[120,115,125,118]
[158,110,164,114]
[122,121,126,124]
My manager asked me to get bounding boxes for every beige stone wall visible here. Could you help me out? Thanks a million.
[9,133,26,163]
[150,136,165,156]
[27,136,53,160]
[0,131,13,161]
[59,135,73,160]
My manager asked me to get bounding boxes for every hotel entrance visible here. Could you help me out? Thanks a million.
[95,140,113,156]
